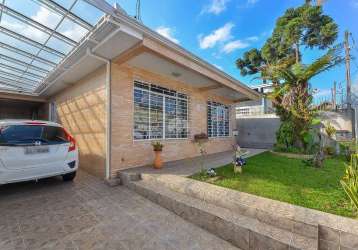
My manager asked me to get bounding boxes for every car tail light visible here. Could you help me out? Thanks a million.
[63,129,76,152]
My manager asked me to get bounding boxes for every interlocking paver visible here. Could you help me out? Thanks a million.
[0,170,238,250]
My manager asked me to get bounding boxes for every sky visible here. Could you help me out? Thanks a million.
[0,0,357,103]
[106,0,358,104]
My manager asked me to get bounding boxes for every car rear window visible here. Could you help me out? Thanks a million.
[0,125,69,145]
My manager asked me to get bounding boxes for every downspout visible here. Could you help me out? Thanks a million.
[86,48,112,180]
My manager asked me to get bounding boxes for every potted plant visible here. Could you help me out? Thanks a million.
[152,141,164,169]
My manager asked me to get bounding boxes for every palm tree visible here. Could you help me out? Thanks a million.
[267,48,343,149]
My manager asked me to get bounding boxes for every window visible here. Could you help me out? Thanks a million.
[207,101,230,137]
[134,81,188,140]
[0,125,68,145]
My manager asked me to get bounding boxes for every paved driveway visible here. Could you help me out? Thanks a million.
[0,171,237,250]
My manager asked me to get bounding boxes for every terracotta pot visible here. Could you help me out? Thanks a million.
[153,150,163,169]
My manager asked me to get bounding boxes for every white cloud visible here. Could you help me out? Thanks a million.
[246,36,259,42]
[1,6,86,45]
[155,26,180,44]
[221,40,250,53]
[199,22,234,49]
[201,0,230,15]
[247,0,259,4]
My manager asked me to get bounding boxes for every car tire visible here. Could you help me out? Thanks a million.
[62,171,76,181]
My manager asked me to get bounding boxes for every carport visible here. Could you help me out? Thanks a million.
[0,0,111,119]
[0,92,48,120]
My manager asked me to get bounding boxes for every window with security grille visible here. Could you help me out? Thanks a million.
[133,81,188,140]
[207,101,229,137]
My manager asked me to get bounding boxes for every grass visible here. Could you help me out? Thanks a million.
[191,151,355,218]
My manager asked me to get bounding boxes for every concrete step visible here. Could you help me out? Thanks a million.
[124,176,317,250]
[140,174,319,241]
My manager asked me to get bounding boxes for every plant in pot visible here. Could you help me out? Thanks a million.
[152,141,164,169]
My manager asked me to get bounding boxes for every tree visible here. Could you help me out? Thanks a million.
[236,49,267,83]
[262,4,338,64]
[235,3,339,153]
[236,3,338,78]
[268,48,343,150]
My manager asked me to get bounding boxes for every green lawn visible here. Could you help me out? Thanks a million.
[191,152,355,218]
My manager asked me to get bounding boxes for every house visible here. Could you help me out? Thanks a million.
[236,83,275,117]
[0,1,260,179]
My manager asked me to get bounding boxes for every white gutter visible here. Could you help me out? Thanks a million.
[85,47,112,180]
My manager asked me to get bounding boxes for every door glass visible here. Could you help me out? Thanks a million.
[0,125,68,145]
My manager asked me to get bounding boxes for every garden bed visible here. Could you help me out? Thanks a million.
[191,151,355,218]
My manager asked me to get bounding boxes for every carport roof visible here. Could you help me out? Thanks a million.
[0,0,108,94]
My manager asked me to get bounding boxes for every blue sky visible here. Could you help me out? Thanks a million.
[107,0,358,103]
[1,0,357,101]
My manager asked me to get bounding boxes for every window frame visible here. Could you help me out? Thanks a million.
[133,80,189,141]
[207,101,230,138]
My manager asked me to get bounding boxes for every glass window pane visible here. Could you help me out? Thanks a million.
[56,18,88,43]
[165,97,176,139]
[177,99,188,138]
[1,14,50,44]
[5,1,62,30]
[46,36,74,54]
[207,101,229,138]
[0,47,32,64]
[134,81,188,140]
[0,33,41,55]
[71,0,104,25]
[150,93,163,139]
[134,88,149,140]
[38,50,62,64]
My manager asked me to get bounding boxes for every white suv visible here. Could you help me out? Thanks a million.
[0,120,78,184]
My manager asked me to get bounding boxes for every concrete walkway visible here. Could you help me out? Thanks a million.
[123,148,266,176]
[0,170,238,250]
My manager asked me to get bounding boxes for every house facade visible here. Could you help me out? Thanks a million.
[0,5,260,179]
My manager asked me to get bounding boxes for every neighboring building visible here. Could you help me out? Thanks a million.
[236,83,275,117]
[0,3,260,179]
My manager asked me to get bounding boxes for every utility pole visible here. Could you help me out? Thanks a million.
[344,30,352,109]
[332,81,336,110]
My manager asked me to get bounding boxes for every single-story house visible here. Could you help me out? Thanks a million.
[0,1,260,179]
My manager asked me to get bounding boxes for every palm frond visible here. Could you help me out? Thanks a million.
[303,47,344,81]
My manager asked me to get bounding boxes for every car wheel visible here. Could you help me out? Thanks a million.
[62,171,76,181]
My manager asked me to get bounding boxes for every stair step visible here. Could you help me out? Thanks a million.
[126,178,317,250]
[140,174,318,241]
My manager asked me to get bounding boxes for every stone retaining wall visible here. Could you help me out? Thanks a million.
[138,174,358,250]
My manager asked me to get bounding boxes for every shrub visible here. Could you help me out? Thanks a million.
[275,121,295,150]
[341,154,358,213]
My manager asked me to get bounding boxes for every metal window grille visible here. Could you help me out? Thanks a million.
[133,80,189,140]
[207,101,230,137]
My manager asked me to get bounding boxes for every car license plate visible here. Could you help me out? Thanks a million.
[24,146,50,154]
